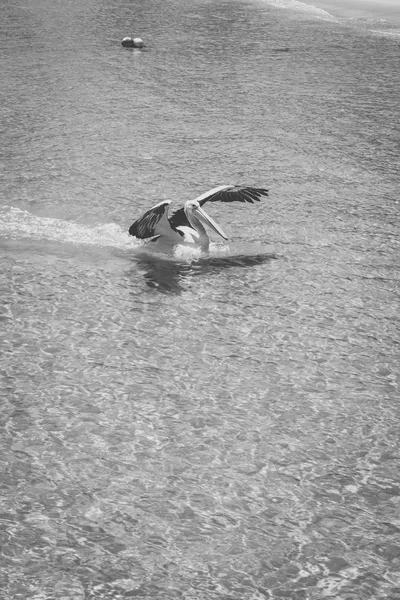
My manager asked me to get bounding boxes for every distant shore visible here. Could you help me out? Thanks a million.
[300,0,400,24]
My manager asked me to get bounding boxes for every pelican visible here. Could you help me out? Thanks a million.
[128,184,269,251]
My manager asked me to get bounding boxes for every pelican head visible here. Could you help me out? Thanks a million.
[184,200,228,240]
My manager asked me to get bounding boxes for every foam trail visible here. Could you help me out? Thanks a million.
[0,207,139,250]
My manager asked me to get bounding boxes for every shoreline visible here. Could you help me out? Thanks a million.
[299,0,400,24]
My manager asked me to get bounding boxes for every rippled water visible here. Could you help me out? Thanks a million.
[1,0,400,598]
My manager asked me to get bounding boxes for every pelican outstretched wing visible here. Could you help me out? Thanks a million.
[169,185,269,229]
[195,185,269,206]
[129,200,173,239]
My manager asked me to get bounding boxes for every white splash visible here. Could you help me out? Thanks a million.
[173,239,231,261]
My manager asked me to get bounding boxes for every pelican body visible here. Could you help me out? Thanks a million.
[128,185,269,251]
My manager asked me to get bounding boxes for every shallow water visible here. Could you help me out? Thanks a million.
[1,0,400,598]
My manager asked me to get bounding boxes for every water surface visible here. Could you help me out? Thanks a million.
[1,0,399,598]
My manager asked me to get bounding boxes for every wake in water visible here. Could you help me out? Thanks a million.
[0,206,137,251]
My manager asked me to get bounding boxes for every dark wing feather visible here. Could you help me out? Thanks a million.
[168,207,190,230]
[197,185,269,207]
[128,201,170,239]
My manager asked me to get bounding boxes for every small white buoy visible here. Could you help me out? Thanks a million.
[121,37,145,48]
[133,37,145,48]
[121,37,133,47]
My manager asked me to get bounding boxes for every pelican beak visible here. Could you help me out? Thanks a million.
[195,206,228,240]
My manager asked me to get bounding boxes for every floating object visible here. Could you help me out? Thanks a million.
[121,37,145,48]
[128,185,269,251]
